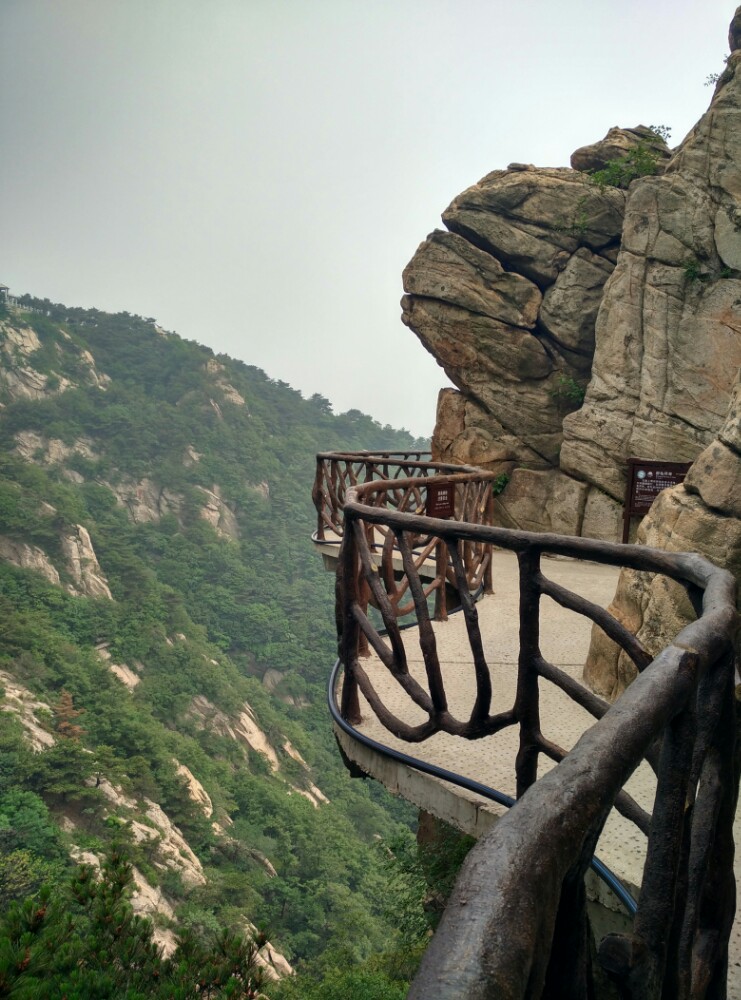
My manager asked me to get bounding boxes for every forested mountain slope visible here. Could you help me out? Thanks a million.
[0,293,427,990]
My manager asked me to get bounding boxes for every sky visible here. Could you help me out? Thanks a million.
[1,0,734,437]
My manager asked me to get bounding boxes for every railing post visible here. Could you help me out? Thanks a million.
[515,547,542,798]
[312,457,325,540]
[484,485,494,595]
[337,519,362,725]
[330,460,340,534]
[434,536,448,622]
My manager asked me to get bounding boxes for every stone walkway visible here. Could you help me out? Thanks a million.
[338,549,741,996]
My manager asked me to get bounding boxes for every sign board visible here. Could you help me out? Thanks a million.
[426,483,455,519]
[622,458,692,542]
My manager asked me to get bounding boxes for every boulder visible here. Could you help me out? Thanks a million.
[570,125,671,173]
[402,156,624,506]
[442,168,624,288]
[403,230,541,328]
[431,389,522,475]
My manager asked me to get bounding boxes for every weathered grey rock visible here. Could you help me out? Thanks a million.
[14,431,99,467]
[580,487,623,542]
[0,536,61,586]
[205,358,246,407]
[107,477,185,524]
[720,377,741,451]
[402,295,568,463]
[546,474,590,536]
[403,230,541,328]
[683,439,741,517]
[0,319,109,401]
[402,161,626,476]
[562,41,741,502]
[584,371,741,699]
[540,248,614,359]
[492,469,554,533]
[61,525,113,600]
[402,13,741,542]
[489,469,589,536]
[442,169,624,288]
[197,484,240,541]
[431,389,524,475]
[570,125,671,173]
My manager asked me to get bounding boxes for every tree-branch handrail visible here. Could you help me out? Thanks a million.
[316,450,739,998]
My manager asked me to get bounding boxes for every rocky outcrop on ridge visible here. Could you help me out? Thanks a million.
[585,372,741,699]
[187,695,329,807]
[0,522,113,599]
[403,11,741,540]
[0,318,110,402]
[402,173,626,473]
[60,524,113,599]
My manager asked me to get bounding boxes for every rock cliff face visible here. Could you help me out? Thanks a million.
[561,41,741,514]
[0,318,110,402]
[403,173,625,474]
[585,372,741,698]
[403,15,741,542]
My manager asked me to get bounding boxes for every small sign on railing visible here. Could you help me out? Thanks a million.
[622,458,692,542]
[426,483,455,518]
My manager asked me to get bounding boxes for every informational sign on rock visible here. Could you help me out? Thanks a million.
[622,458,692,542]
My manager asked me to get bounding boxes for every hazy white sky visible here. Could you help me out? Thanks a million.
[1,0,734,435]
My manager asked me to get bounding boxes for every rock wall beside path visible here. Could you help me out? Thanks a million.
[585,372,741,699]
[561,41,741,505]
[403,9,741,541]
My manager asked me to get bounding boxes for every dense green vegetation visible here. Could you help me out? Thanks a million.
[0,295,448,993]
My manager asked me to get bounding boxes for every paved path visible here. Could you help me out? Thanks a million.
[344,549,741,995]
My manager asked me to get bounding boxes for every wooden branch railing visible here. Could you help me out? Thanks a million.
[324,458,739,1000]
[314,452,496,620]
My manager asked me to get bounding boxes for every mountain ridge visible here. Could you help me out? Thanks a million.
[0,291,426,990]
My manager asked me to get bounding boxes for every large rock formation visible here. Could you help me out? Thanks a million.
[561,47,741,509]
[402,172,626,473]
[585,372,741,699]
[403,14,741,541]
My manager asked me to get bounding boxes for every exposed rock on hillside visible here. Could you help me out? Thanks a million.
[205,358,247,407]
[61,524,113,599]
[0,318,110,401]
[0,670,56,750]
[0,536,61,586]
[13,431,99,470]
[584,373,741,698]
[96,644,142,689]
[188,695,329,806]
[0,503,111,599]
[197,484,240,540]
[105,477,186,524]
[175,761,213,818]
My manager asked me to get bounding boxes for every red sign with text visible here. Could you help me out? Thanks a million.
[426,483,455,519]
[622,458,691,541]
